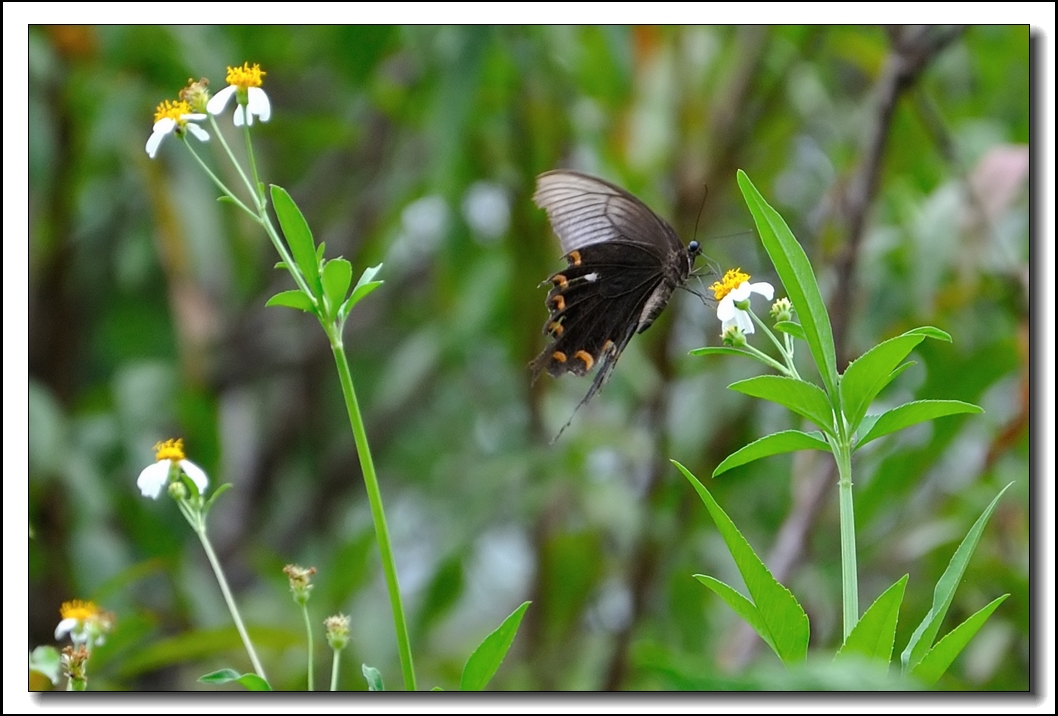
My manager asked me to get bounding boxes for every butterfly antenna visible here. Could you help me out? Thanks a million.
[692,183,710,245]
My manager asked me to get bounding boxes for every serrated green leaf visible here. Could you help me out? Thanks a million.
[836,575,908,666]
[888,362,916,383]
[773,321,806,340]
[270,185,322,298]
[322,258,353,321]
[198,669,271,691]
[362,664,385,691]
[911,595,1009,687]
[674,461,809,665]
[728,375,835,435]
[905,326,951,342]
[460,601,530,690]
[694,575,775,653]
[901,484,1013,674]
[689,346,752,357]
[737,170,838,398]
[713,430,830,477]
[841,334,925,432]
[858,400,983,448]
[266,290,314,312]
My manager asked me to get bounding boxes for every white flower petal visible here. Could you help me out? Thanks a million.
[750,282,774,300]
[247,87,271,123]
[206,85,237,116]
[55,617,77,640]
[716,294,738,322]
[184,123,210,142]
[152,117,177,134]
[181,112,206,121]
[233,104,247,127]
[178,459,209,494]
[145,118,176,158]
[145,131,165,158]
[137,460,171,499]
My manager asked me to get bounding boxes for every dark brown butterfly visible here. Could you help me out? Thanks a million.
[530,170,702,437]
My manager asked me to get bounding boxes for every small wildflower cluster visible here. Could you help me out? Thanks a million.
[146,63,270,158]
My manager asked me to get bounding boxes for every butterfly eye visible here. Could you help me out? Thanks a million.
[688,240,701,255]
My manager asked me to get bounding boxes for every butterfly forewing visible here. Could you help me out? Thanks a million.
[533,171,684,255]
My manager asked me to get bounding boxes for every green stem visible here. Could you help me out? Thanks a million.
[301,602,315,690]
[193,518,268,681]
[328,335,417,691]
[330,650,341,691]
[833,434,859,639]
[207,114,259,204]
[183,141,256,219]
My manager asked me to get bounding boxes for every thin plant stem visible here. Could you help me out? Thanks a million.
[301,603,315,691]
[328,336,417,691]
[192,517,268,681]
[330,650,341,691]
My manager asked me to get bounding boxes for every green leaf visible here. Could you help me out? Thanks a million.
[694,575,775,651]
[857,400,984,448]
[362,664,385,691]
[728,375,835,435]
[900,484,1013,674]
[673,461,809,665]
[270,185,322,298]
[198,669,272,691]
[888,361,916,384]
[737,170,838,398]
[460,601,531,690]
[322,258,353,321]
[836,575,908,666]
[773,321,806,340]
[342,264,384,317]
[713,430,830,477]
[689,346,753,358]
[912,594,1009,687]
[840,334,925,432]
[29,645,61,685]
[266,289,314,313]
[201,483,233,517]
[904,326,951,342]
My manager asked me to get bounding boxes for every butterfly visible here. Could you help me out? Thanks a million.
[530,170,702,437]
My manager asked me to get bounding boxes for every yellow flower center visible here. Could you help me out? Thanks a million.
[225,62,266,89]
[153,99,194,125]
[154,438,186,462]
[60,600,99,621]
[711,268,750,301]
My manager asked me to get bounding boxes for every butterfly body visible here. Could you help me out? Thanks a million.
[530,170,701,428]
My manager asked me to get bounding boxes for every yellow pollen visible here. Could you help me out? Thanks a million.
[153,99,193,124]
[225,62,266,88]
[711,268,750,301]
[60,600,98,621]
[154,438,186,462]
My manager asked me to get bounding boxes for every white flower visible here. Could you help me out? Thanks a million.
[145,99,208,158]
[206,62,271,127]
[55,600,113,648]
[712,268,774,335]
[137,438,209,499]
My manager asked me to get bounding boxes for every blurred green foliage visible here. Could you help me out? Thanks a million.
[28,25,1029,690]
